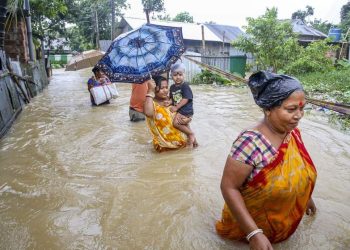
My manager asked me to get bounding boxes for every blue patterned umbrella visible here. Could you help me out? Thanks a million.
[96,23,185,83]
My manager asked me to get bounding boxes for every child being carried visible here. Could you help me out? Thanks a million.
[169,63,198,147]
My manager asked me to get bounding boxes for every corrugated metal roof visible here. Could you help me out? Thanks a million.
[291,19,327,38]
[121,17,222,42]
[204,24,244,43]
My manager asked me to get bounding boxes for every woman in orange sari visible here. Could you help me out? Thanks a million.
[143,76,187,152]
[216,71,317,249]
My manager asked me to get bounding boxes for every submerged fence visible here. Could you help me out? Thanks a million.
[182,53,255,81]
[0,55,49,139]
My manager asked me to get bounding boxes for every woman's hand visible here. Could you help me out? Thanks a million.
[249,233,274,250]
[170,106,178,113]
[147,79,156,93]
[306,197,316,215]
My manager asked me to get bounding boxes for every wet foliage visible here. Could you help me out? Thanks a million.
[295,68,350,104]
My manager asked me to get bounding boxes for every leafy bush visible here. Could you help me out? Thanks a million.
[49,60,67,65]
[192,69,232,85]
[51,64,65,69]
[232,8,335,75]
[295,68,350,103]
[335,58,350,69]
[283,39,336,75]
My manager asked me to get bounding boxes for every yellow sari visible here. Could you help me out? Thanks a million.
[216,128,317,243]
[146,101,187,152]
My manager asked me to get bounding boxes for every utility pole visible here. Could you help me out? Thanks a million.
[24,0,35,61]
[95,10,99,49]
[201,25,206,55]
[222,31,225,54]
[111,0,115,40]
[144,8,150,24]
[144,1,150,24]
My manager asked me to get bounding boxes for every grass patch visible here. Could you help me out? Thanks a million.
[295,69,350,104]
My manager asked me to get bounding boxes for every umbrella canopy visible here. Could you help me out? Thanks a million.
[96,23,185,83]
[65,50,105,71]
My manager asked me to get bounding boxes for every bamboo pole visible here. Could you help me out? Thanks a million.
[24,0,35,61]
[6,62,30,103]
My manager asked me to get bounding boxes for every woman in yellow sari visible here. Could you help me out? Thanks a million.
[216,71,317,249]
[143,76,187,152]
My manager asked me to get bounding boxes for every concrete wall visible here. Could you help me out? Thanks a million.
[0,51,49,138]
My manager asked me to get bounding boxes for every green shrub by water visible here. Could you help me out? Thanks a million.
[295,68,350,104]
[192,69,239,86]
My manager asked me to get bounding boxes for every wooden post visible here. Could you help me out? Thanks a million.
[222,31,225,54]
[340,27,350,58]
[144,8,150,24]
[24,0,34,61]
[111,0,115,40]
[95,10,99,49]
[201,25,205,55]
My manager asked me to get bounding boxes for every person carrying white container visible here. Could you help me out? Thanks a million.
[87,66,118,106]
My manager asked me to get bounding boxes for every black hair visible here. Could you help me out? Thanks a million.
[153,75,167,91]
[92,66,100,75]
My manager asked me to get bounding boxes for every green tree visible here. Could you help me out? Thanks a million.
[142,0,164,23]
[172,11,194,23]
[340,1,350,34]
[232,8,301,72]
[142,0,164,12]
[156,13,171,21]
[22,0,69,42]
[309,19,332,35]
[291,5,314,22]
[66,0,127,51]
[340,1,350,23]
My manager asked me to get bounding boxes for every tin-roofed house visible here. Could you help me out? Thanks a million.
[291,19,327,44]
[291,19,348,59]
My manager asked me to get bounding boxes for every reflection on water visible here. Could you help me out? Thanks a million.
[0,69,349,249]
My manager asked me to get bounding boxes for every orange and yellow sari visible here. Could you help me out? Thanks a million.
[146,101,187,152]
[216,128,317,243]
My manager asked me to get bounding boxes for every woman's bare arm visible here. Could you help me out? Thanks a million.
[221,156,258,233]
[143,80,155,118]
[221,156,273,249]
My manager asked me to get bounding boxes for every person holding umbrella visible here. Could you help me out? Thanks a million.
[143,75,188,152]
[95,23,186,121]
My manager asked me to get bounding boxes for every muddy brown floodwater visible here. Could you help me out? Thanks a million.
[0,69,349,249]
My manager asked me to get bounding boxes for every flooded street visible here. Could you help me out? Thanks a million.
[0,68,349,250]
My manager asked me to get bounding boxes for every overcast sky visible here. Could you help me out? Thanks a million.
[124,0,348,29]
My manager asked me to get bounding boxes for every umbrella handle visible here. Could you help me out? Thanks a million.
[139,49,154,82]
